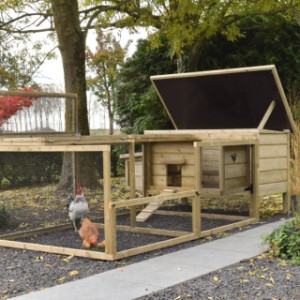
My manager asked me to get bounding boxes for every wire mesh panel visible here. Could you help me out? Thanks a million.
[0,91,77,134]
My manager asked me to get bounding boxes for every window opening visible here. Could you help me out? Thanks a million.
[167,164,182,187]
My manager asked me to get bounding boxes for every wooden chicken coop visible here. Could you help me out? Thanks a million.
[0,65,297,261]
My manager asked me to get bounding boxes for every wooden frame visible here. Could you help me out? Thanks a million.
[0,90,78,135]
[0,134,259,261]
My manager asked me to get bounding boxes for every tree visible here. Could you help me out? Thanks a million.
[115,38,176,134]
[86,31,130,135]
[145,0,300,71]
[116,16,300,133]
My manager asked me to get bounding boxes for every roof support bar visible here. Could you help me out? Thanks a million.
[258,100,276,130]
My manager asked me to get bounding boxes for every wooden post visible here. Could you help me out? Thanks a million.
[250,144,260,220]
[193,142,201,236]
[129,141,136,227]
[283,131,291,213]
[142,143,152,197]
[103,148,116,257]
[219,146,225,193]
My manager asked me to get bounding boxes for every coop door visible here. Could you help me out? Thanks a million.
[200,146,220,189]
[223,145,251,194]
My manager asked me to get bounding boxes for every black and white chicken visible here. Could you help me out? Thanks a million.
[67,186,88,232]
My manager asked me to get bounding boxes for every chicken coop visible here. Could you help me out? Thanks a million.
[0,65,297,261]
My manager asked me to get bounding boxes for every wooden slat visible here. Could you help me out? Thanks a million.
[259,182,288,196]
[225,164,247,178]
[259,133,288,145]
[152,153,194,165]
[259,145,288,158]
[258,170,288,185]
[224,146,247,164]
[152,142,193,154]
[225,177,248,189]
[259,157,288,171]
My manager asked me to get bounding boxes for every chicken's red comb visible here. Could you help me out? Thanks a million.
[76,186,83,195]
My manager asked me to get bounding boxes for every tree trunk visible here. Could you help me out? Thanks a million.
[50,0,99,190]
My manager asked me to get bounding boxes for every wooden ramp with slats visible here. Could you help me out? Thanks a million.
[136,189,176,222]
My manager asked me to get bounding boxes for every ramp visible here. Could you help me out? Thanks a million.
[136,189,176,222]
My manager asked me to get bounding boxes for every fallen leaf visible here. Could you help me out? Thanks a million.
[213,276,219,282]
[240,278,249,283]
[44,263,52,268]
[265,283,274,287]
[61,254,74,263]
[34,256,44,261]
[58,276,66,284]
[68,270,79,277]
[247,269,258,276]
[286,272,292,280]
[175,296,181,300]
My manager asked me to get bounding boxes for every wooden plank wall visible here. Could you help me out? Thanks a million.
[258,133,289,196]
[150,143,222,191]
[224,145,250,191]
[151,142,194,190]
[201,146,220,188]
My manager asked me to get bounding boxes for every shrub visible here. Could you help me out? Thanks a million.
[263,219,300,264]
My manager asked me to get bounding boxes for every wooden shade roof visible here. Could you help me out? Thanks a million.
[151,65,297,133]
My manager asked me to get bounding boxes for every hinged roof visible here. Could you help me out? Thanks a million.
[151,65,297,132]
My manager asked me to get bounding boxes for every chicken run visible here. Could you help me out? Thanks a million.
[0,65,297,260]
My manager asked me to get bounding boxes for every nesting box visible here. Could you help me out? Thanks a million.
[135,65,296,220]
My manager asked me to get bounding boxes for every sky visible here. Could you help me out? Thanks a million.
[33,28,148,130]
[36,28,147,87]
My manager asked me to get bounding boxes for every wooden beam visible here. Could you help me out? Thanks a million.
[250,144,260,220]
[258,100,276,130]
[0,145,110,152]
[114,233,197,260]
[199,218,256,237]
[110,190,197,209]
[0,239,107,260]
[112,224,189,237]
[103,149,117,256]
[129,142,137,227]
[0,90,77,98]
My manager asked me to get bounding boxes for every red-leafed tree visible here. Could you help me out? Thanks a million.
[0,88,35,127]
